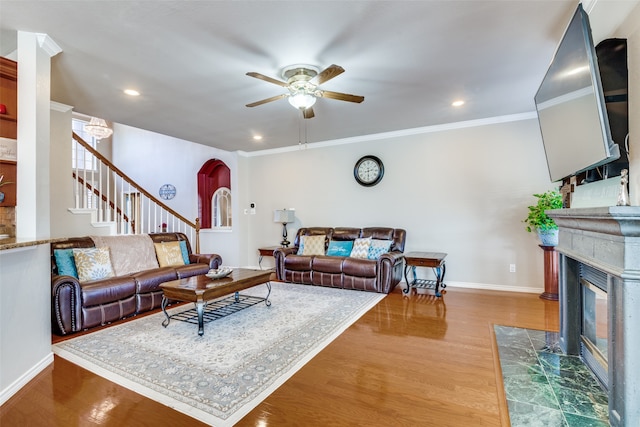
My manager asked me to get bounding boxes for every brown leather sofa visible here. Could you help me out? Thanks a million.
[51,232,222,335]
[274,227,406,294]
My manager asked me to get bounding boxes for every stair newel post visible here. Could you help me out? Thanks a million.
[195,217,200,254]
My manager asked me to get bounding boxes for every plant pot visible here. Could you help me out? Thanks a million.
[537,229,559,247]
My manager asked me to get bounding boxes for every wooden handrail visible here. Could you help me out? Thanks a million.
[72,132,196,229]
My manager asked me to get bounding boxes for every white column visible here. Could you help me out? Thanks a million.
[16,32,61,238]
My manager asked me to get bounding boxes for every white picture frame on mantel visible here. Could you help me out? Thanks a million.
[0,137,17,161]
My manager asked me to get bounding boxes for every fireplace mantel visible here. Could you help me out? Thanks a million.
[547,206,640,427]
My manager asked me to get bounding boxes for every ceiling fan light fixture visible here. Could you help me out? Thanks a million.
[288,92,316,109]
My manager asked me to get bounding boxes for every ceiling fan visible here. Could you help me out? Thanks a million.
[245,64,364,119]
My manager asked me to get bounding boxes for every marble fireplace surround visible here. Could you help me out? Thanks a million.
[547,206,640,427]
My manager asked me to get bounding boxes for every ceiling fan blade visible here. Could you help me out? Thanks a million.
[314,64,345,85]
[245,94,287,107]
[321,90,364,103]
[246,72,289,87]
[303,107,315,119]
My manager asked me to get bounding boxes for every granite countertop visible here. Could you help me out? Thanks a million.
[0,236,66,251]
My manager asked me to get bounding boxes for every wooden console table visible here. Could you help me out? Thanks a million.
[539,245,558,301]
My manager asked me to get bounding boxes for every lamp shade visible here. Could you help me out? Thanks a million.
[274,209,295,223]
[288,93,316,109]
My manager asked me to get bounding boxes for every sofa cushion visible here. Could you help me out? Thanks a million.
[91,235,160,276]
[132,267,178,294]
[154,241,185,267]
[179,240,191,264]
[350,237,372,259]
[54,249,78,278]
[81,276,136,306]
[175,263,210,278]
[300,235,326,256]
[312,255,344,274]
[342,257,377,278]
[74,247,115,282]
[367,239,393,260]
[326,240,353,257]
[284,254,313,271]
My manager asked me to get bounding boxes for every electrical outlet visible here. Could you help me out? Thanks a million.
[509,264,516,273]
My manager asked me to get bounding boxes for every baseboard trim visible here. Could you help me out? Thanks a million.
[0,352,54,406]
[440,281,542,294]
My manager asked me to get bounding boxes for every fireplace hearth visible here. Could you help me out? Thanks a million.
[548,207,640,427]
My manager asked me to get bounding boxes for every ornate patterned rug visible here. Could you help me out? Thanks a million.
[53,282,385,426]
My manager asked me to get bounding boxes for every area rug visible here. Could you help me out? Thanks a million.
[53,282,385,426]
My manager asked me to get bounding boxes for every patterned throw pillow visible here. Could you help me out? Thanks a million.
[178,240,191,264]
[154,241,186,267]
[54,248,78,278]
[367,239,393,260]
[350,237,372,259]
[73,247,114,282]
[326,240,354,257]
[301,235,326,256]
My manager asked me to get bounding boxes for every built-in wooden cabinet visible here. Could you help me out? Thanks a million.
[0,57,17,140]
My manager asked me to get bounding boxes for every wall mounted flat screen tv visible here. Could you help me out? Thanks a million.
[535,4,619,183]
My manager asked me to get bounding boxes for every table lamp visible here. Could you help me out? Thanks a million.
[274,209,296,247]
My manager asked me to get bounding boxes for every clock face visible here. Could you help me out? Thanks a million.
[158,184,176,200]
[354,155,384,186]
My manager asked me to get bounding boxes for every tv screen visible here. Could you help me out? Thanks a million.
[534,4,618,183]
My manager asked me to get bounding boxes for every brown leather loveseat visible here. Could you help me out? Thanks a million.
[274,227,406,294]
[51,232,222,335]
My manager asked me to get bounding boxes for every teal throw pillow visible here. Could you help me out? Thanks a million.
[178,240,191,264]
[326,240,354,257]
[367,239,393,260]
[54,249,78,278]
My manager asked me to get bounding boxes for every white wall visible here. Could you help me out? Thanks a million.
[111,124,243,266]
[244,116,555,290]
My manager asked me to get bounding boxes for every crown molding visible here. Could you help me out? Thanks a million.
[35,33,62,57]
[50,101,73,112]
[241,111,538,158]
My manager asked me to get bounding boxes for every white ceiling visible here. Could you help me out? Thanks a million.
[0,1,583,152]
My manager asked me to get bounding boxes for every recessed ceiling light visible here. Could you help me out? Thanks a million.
[452,100,465,107]
[124,89,140,96]
[253,135,263,140]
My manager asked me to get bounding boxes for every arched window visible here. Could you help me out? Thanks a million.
[212,187,232,228]
[197,159,231,229]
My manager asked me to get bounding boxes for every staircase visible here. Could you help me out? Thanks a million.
[70,132,200,251]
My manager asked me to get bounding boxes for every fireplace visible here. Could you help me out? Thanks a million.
[548,207,640,427]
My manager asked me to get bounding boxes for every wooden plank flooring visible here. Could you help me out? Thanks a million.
[0,286,558,426]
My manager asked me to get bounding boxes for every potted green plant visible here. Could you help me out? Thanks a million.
[524,190,563,246]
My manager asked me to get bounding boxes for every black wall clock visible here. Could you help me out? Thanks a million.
[158,184,176,200]
[354,155,384,187]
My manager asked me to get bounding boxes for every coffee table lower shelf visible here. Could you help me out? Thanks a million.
[162,292,268,330]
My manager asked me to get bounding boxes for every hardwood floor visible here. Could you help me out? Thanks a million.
[1,286,559,426]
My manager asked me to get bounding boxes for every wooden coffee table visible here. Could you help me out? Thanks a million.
[160,268,272,336]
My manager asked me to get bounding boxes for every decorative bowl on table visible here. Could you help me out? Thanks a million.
[206,267,233,279]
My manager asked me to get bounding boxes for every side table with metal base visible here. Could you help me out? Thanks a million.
[258,246,282,269]
[403,252,447,297]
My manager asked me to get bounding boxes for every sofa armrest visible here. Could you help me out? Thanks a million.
[51,274,83,335]
[376,251,405,294]
[274,247,298,280]
[189,253,222,269]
